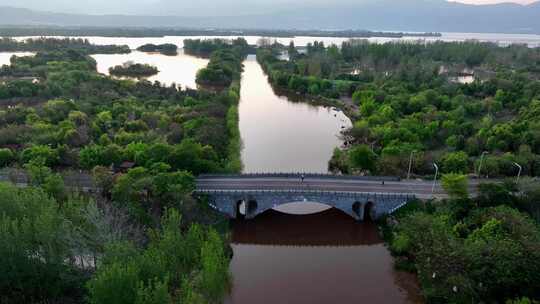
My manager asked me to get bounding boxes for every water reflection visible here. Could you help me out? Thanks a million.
[239,55,351,173]
[91,49,208,88]
[226,204,422,304]
[232,206,381,247]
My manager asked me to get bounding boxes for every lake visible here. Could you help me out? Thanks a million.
[13,31,540,48]
[91,49,208,88]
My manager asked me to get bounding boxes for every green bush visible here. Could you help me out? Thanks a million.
[441,173,469,199]
[0,148,14,167]
[442,151,469,174]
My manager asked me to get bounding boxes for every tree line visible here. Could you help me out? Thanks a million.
[0,37,130,54]
[137,43,178,56]
[109,63,159,78]
[185,38,250,88]
[0,26,441,38]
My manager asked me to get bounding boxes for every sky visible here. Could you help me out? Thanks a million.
[0,0,537,15]
[457,0,536,4]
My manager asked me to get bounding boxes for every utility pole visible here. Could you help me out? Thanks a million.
[432,163,439,199]
[476,151,489,178]
[407,150,417,180]
[513,162,522,184]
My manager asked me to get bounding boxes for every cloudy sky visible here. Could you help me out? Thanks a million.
[456,0,536,4]
[0,0,537,15]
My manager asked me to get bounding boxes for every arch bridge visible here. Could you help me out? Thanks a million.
[194,174,429,221]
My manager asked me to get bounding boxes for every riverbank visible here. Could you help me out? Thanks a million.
[272,87,359,120]
[225,80,243,173]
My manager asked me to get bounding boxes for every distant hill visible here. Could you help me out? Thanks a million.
[0,1,539,34]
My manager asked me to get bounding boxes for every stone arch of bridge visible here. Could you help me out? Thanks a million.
[235,200,246,219]
[246,199,258,219]
[246,197,375,222]
[364,201,374,222]
[233,197,259,219]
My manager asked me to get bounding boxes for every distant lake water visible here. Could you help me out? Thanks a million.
[91,49,208,88]
[12,32,540,48]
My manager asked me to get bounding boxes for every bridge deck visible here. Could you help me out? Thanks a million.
[196,175,483,199]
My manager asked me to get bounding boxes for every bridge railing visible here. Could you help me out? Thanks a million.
[0,168,97,191]
[195,189,416,198]
[197,173,401,181]
[389,201,410,214]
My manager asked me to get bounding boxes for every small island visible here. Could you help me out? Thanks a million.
[136,43,178,55]
[109,62,159,77]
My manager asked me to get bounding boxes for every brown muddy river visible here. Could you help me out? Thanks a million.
[225,205,422,304]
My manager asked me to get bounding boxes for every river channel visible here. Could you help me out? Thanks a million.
[227,55,419,303]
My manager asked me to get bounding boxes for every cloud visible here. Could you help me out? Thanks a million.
[0,0,156,14]
[0,0,534,15]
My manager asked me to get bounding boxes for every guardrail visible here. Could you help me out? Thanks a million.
[195,189,415,198]
[389,201,410,214]
[0,168,95,189]
[198,173,401,181]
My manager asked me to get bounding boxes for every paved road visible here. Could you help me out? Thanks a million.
[0,169,487,200]
[196,175,485,199]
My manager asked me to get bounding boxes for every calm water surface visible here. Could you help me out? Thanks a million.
[91,49,208,88]
[14,32,540,47]
[225,204,423,304]
[238,55,351,173]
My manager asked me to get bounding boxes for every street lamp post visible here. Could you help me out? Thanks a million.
[407,150,417,180]
[476,151,489,178]
[432,163,439,199]
[513,162,522,184]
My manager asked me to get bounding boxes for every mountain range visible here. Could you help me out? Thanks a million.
[0,1,539,34]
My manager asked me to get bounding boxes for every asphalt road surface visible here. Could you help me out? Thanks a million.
[196,175,485,199]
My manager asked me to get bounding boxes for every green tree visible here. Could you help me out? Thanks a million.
[88,209,230,304]
[506,298,539,304]
[288,41,298,60]
[0,183,89,302]
[441,173,469,199]
[134,278,171,304]
[348,145,377,173]
[24,159,66,202]
[442,151,469,174]
[200,229,230,302]
[0,148,14,167]
[21,145,58,166]
[87,262,140,304]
